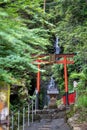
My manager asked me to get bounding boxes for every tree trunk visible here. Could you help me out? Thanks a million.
[44,0,46,12]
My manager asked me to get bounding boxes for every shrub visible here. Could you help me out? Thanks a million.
[77,94,87,108]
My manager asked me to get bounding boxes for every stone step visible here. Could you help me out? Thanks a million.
[35,111,66,120]
[38,124,51,130]
[36,109,59,114]
[43,124,51,128]
[38,128,50,130]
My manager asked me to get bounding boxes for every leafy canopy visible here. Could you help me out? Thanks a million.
[0,0,51,83]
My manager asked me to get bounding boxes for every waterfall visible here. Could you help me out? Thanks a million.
[54,36,60,54]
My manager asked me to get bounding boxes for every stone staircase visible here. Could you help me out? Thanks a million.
[25,108,71,130]
[34,108,66,120]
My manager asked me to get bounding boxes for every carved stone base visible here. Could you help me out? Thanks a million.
[48,97,57,109]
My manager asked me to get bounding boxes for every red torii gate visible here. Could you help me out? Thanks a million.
[33,54,74,105]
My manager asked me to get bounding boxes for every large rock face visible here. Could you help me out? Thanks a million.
[68,114,87,130]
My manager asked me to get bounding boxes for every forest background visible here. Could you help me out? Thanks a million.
[0,0,87,115]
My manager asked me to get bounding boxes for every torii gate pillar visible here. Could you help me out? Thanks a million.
[64,56,69,105]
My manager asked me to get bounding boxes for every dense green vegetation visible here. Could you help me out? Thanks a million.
[0,0,87,109]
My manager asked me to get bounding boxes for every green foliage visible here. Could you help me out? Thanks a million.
[70,72,87,81]
[0,0,10,4]
[1,0,87,110]
[46,0,87,96]
[56,99,61,106]
[52,64,64,93]
[77,94,87,108]
[0,1,51,85]
[0,0,52,110]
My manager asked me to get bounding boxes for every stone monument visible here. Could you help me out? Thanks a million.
[47,76,59,108]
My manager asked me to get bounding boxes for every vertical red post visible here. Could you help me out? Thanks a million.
[37,62,40,92]
[64,56,69,105]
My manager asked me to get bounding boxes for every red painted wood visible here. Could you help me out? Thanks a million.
[62,91,76,104]
[37,62,40,92]
[34,60,74,65]
[64,57,68,93]
[56,60,74,64]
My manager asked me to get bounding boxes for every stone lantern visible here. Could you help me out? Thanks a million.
[47,76,59,108]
